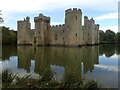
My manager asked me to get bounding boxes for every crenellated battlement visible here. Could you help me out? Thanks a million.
[95,24,100,30]
[96,24,99,27]
[17,16,30,23]
[84,16,88,19]
[51,24,65,28]
[65,8,82,15]
[17,8,99,46]
[90,18,95,24]
[34,14,50,22]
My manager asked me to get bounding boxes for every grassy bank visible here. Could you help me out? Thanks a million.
[2,69,100,89]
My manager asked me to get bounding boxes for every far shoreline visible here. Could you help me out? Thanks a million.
[2,43,119,48]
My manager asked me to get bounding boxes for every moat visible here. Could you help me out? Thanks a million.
[1,44,119,88]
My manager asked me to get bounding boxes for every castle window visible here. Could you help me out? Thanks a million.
[76,33,77,37]
[76,16,77,20]
[20,36,21,38]
[63,30,64,32]
[88,33,89,36]
[68,25,69,28]
[63,37,64,40]
[55,34,57,40]
[55,38,57,40]
[34,37,36,43]
[47,26,49,29]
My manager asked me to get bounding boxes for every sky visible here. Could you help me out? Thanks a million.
[0,0,119,33]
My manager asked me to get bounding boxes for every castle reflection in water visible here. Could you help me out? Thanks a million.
[16,46,99,80]
[2,44,119,87]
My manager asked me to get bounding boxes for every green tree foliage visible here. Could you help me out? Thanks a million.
[115,32,120,43]
[99,30,106,42]
[2,26,17,45]
[99,29,116,43]
[0,10,4,24]
[105,29,115,43]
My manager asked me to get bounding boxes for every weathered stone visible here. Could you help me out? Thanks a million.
[17,8,99,46]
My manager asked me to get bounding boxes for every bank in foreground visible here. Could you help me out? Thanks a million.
[2,69,99,89]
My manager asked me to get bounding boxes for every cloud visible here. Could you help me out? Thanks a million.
[94,12,118,20]
[110,54,120,59]
[0,0,118,12]
[100,26,118,33]
[1,0,118,30]
[94,64,119,72]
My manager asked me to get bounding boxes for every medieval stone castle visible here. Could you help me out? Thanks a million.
[17,8,99,46]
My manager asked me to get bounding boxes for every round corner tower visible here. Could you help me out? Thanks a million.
[65,8,83,46]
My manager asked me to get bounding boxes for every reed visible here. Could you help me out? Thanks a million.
[2,69,100,89]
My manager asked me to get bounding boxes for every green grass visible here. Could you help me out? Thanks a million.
[100,41,115,44]
[2,69,100,89]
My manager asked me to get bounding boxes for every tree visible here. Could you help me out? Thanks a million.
[115,32,120,43]
[2,26,17,45]
[105,29,115,43]
[99,30,106,42]
[0,10,4,24]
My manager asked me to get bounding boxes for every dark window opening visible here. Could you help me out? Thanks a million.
[76,33,77,37]
[68,25,69,28]
[76,16,77,20]
[63,30,64,32]
[55,34,57,40]
[20,36,21,38]
[34,37,36,43]
[63,37,64,40]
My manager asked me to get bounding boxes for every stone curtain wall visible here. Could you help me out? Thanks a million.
[17,8,99,46]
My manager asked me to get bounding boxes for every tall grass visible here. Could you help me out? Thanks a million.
[2,69,100,89]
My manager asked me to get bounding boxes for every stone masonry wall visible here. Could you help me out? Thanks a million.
[65,8,83,46]
[17,8,100,46]
[17,17,33,45]
[49,24,66,45]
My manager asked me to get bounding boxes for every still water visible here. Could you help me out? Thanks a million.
[1,44,119,88]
